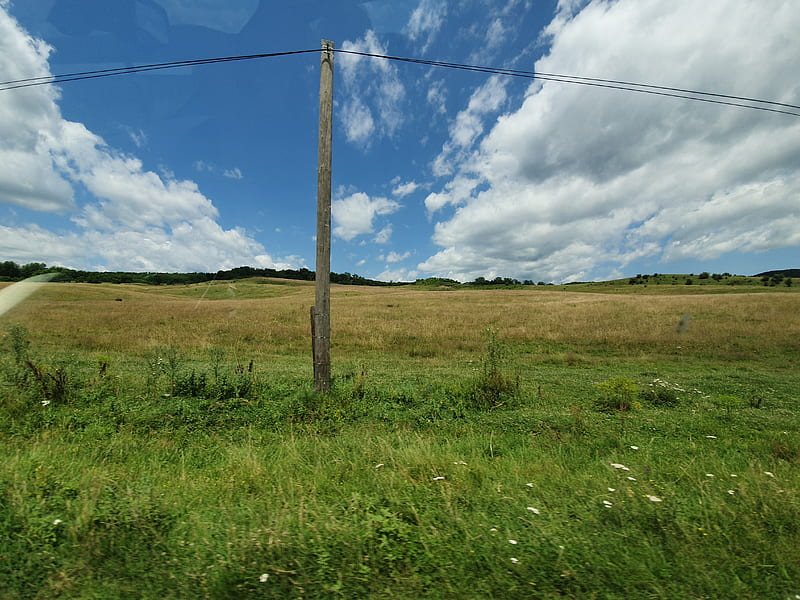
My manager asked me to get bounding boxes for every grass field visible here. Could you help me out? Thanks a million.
[1,278,799,599]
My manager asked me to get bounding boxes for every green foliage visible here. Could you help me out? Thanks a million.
[714,394,743,411]
[4,323,30,364]
[462,329,519,410]
[639,378,682,407]
[23,360,72,404]
[593,376,640,411]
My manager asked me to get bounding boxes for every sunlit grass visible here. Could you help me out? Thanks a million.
[1,278,798,598]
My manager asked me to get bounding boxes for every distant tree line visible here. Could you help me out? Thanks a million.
[0,261,399,287]
[2,260,796,288]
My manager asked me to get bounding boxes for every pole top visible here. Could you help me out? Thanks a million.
[321,40,334,49]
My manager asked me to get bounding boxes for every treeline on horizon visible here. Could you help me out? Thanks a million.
[0,261,399,287]
[0,261,550,287]
[1,260,798,288]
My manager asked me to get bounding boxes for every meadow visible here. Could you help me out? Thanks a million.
[1,278,799,599]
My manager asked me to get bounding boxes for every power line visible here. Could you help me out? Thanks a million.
[334,49,800,118]
[0,49,320,91]
[1,47,798,118]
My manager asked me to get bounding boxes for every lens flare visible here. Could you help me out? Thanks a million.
[0,274,56,317]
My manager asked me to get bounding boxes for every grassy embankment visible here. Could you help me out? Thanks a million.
[1,278,799,599]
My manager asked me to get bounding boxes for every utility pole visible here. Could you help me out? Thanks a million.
[312,39,334,393]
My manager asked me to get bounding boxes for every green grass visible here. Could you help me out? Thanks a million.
[1,281,799,599]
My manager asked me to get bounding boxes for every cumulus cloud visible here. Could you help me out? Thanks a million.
[432,75,508,177]
[339,30,405,149]
[0,6,296,272]
[374,266,418,283]
[0,10,73,212]
[332,192,400,241]
[420,0,800,282]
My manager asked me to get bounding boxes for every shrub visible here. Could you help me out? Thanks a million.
[593,376,640,411]
[463,329,519,410]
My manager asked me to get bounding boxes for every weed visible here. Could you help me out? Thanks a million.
[593,376,640,411]
[25,360,71,404]
[714,394,742,411]
[4,323,30,364]
[771,440,800,463]
[464,328,520,410]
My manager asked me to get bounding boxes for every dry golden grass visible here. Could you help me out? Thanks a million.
[3,279,798,369]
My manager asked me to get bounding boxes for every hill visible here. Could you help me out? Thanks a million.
[755,268,800,278]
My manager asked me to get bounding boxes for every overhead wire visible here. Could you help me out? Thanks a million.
[1,46,798,117]
[334,49,800,118]
[0,49,320,91]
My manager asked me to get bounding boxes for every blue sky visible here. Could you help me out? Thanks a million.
[1,0,798,282]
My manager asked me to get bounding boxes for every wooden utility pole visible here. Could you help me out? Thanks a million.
[312,39,334,393]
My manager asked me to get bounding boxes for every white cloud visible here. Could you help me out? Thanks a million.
[129,128,147,149]
[194,161,244,180]
[405,0,447,52]
[420,0,800,282]
[0,6,297,273]
[0,9,73,212]
[340,30,405,148]
[374,266,418,282]
[341,96,375,146]
[373,225,393,244]
[332,192,400,241]
[223,167,243,180]
[432,75,508,177]
[386,250,411,263]
[426,79,447,114]
[392,180,419,198]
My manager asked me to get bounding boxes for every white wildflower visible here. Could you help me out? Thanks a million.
[705,435,717,439]
[41,400,50,406]
[508,539,518,545]
[706,473,714,477]
[259,573,269,583]
[610,463,630,471]
[526,507,540,514]
[630,446,639,450]
[646,495,662,502]
[432,476,445,481]
[52,519,63,525]
[510,557,519,564]
[375,463,384,469]
[764,471,775,478]
[608,488,616,492]
[525,483,534,488]
[453,461,467,465]
[627,476,637,481]
[728,490,735,495]
[603,500,613,507]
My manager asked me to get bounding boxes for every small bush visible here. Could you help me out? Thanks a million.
[464,329,519,410]
[593,376,640,411]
